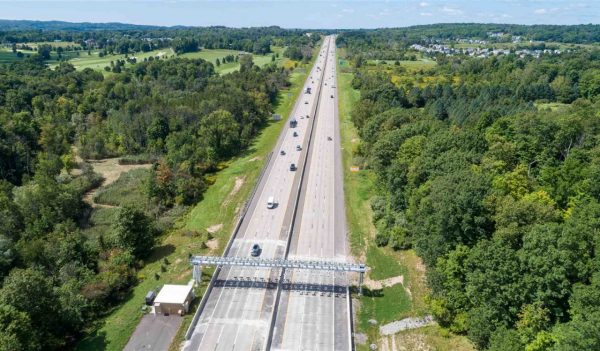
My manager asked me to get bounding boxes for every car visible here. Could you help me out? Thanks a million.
[304,101,308,104]
[296,145,302,151]
[293,131,298,137]
[331,95,334,98]
[306,114,310,118]
[290,163,297,171]
[251,244,261,257]
[280,150,286,155]
[324,82,327,85]
[267,196,275,209]
[328,136,332,141]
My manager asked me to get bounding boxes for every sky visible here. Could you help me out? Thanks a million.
[1,0,599,29]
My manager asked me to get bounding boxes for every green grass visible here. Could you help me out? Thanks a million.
[82,207,119,240]
[366,245,407,281]
[0,48,26,63]
[54,46,284,74]
[52,48,174,71]
[181,46,284,74]
[535,101,570,112]
[367,58,437,71]
[337,63,373,256]
[93,168,149,207]
[74,52,317,351]
[392,325,475,351]
[359,284,412,328]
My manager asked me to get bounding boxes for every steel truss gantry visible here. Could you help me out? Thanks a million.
[190,255,367,294]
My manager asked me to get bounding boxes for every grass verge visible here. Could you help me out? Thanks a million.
[74,56,315,351]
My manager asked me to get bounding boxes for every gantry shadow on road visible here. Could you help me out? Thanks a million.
[214,277,348,295]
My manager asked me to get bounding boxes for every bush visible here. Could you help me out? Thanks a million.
[375,232,389,247]
[389,226,410,250]
[118,154,159,165]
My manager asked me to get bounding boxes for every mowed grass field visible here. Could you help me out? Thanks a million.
[48,46,286,74]
[3,43,290,75]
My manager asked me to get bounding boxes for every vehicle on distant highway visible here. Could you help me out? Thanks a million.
[331,95,334,98]
[267,196,275,209]
[251,244,261,257]
[296,145,302,151]
[290,118,297,128]
[290,163,297,171]
[328,136,332,141]
[304,101,308,104]
[293,131,298,137]
[280,150,286,155]
[306,114,310,118]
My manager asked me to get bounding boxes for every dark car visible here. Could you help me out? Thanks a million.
[293,131,298,137]
[251,244,261,257]
[280,150,286,155]
[290,163,297,171]
[145,291,156,305]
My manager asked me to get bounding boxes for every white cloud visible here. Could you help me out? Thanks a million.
[420,12,433,16]
[342,8,354,13]
[533,7,559,15]
[419,1,429,7]
[442,6,464,15]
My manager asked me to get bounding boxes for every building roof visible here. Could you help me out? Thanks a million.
[154,284,193,304]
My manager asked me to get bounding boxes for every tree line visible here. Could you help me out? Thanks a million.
[346,37,600,350]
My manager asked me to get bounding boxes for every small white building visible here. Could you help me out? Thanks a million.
[153,284,194,316]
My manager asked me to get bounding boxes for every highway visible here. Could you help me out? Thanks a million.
[184,35,350,351]
[270,36,349,351]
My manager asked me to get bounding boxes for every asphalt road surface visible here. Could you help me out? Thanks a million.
[184,36,348,351]
[271,36,350,351]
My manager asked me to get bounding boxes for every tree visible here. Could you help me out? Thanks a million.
[0,304,40,351]
[409,170,493,266]
[239,54,254,72]
[199,109,240,158]
[37,44,52,60]
[113,205,155,258]
[0,268,61,348]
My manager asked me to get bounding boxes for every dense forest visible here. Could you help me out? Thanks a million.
[0,25,307,348]
[341,30,600,350]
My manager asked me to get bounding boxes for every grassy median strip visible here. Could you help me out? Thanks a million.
[75,57,314,350]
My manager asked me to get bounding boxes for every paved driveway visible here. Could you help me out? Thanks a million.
[124,313,183,351]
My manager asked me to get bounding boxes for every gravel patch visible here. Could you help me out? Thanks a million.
[379,316,435,336]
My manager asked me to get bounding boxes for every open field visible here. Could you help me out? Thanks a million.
[367,58,437,72]
[47,46,286,74]
[74,55,314,350]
